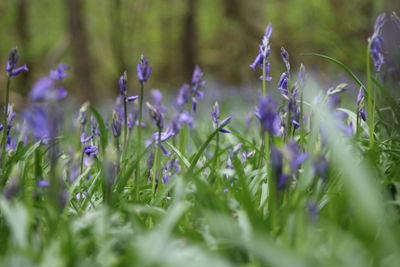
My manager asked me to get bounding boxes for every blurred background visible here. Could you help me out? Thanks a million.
[0,0,399,104]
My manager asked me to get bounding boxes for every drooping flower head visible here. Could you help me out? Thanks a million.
[369,13,386,72]
[176,83,191,109]
[137,54,152,83]
[357,87,367,121]
[119,71,128,96]
[23,106,51,141]
[6,47,28,78]
[210,102,231,133]
[191,65,206,112]
[250,24,273,81]
[146,102,164,131]
[49,63,70,81]
[162,158,181,184]
[255,95,281,136]
[84,145,98,157]
[280,47,290,73]
[284,140,308,175]
[29,63,69,102]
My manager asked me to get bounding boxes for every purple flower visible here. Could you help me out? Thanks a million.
[250,24,273,81]
[84,145,98,157]
[171,111,193,135]
[210,102,231,133]
[176,83,191,108]
[6,47,28,77]
[280,47,290,73]
[313,155,329,181]
[111,111,122,138]
[23,106,51,141]
[119,72,127,96]
[278,72,289,96]
[37,180,50,188]
[255,95,281,135]
[146,102,164,131]
[150,90,168,113]
[284,140,308,175]
[271,146,288,191]
[137,54,152,83]
[49,63,70,81]
[369,13,386,72]
[162,158,181,184]
[29,64,69,102]
[145,129,174,155]
[126,96,139,102]
[191,65,206,112]
[357,88,367,121]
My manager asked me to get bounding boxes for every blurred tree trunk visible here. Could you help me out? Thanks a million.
[64,0,94,102]
[109,0,126,75]
[181,0,197,80]
[16,0,31,95]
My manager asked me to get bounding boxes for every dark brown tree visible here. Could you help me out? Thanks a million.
[64,0,94,101]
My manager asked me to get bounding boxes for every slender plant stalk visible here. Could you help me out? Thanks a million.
[135,82,144,197]
[151,130,162,200]
[366,42,374,149]
[299,90,305,150]
[123,95,128,157]
[1,78,11,184]
[265,134,278,232]
[262,57,267,97]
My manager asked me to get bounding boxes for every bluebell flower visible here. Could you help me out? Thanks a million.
[29,64,69,101]
[250,24,273,81]
[119,72,127,96]
[191,65,206,112]
[145,128,174,155]
[369,13,386,72]
[176,83,191,109]
[171,111,193,135]
[278,72,289,96]
[280,47,290,73]
[37,180,50,188]
[111,111,122,138]
[284,140,308,175]
[255,95,281,136]
[271,146,288,191]
[23,106,51,141]
[137,54,152,83]
[6,47,28,78]
[210,102,231,133]
[162,158,181,184]
[357,87,367,121]
[146,102,165,131]
[313,155,329,182]
[49,63,69,81]
[84,145,98,157]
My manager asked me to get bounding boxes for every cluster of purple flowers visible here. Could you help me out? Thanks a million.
[250,24,273,81]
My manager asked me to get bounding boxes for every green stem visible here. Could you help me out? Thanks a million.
[1,78,11,184]
[262,57,267,97]
[299,91,305,150]
[135,82,144,197]
[152,130,162,200]
[266,134,277,232]
[123,95,128,158]
[179,97,193,155]
[366,42,374,149]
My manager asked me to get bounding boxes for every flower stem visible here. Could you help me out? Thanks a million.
[366,42,375,149]
[1,77,11,185]
[262,57,267,97]
[123,95,128,158]
[151,130,162,200]
[135,82,144,197]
